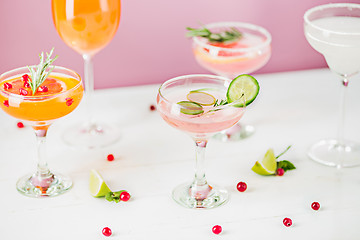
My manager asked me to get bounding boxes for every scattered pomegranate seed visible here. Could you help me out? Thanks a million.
[38,86,48,92]
[236,181,247,192]
[107,154,115,161]
[24,81,30,88]
[150,104,156,111]
[311,202,320,211]
[212,225,222,235]
[119,191,131,202]
[17,122,24,128]
[19,88,28,96]
[22,74,30,82]
[4,82,12,90]
[277,168,285,176]
[65,98,74,106]
[102,227,112,237]
[3,100,9,107]
[283,218,292,227]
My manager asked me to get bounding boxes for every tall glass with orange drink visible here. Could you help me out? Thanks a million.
[52,0,121,148]
[0,50,84,197]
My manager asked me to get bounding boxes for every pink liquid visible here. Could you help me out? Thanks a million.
[193,33,271,78]
[157,86,245,139]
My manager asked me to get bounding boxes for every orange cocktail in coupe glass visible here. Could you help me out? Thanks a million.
[52,0,121,148]
[0,50,83,197]
[157,74,247,209]
[188,22,271,141]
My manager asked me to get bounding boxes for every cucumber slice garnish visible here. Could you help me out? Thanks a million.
[227,74,259,107]
[177,101,204,115]
[186,91,216,106]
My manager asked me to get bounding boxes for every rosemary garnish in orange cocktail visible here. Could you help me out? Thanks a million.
[27,48,58,95]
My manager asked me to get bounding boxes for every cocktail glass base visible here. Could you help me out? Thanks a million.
[16,172,72,197]
[213,123,255,142]
[308,139,360,168]
[172,182,228,209]
[62,122,121,149]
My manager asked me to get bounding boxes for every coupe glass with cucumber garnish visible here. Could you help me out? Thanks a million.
[157,74,259,209]
[187,22,271,141]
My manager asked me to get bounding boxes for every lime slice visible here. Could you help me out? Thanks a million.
[177,101,204,115]
[186,91,216,106]
[89,169,111,197]
[227,74,259,107]
[251,149,277,175]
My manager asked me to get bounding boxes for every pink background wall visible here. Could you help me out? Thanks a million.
[0,0,358,89]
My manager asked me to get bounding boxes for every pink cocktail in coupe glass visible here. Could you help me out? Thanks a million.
[157,74,246,209]
[189,21,271,141]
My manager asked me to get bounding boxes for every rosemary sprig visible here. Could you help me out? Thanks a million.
[27,48,58,95]
[186,26,242,43]
[213,99,228,107]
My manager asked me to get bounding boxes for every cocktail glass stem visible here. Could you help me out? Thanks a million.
[34,128,51,177]
[16,125,73,197]
[62,53,120,148]
[172,138,228,209]
[336,77,349,168]
[83,53,97,129]
[189,140,211,200]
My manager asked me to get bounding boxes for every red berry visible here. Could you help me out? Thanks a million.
[107,154,115,161]
[24,82,30,88]
[65,98,74,106]
[38,86,48,92]
[277,168,285,176]
[3,100,9,107]
[236,181,247,192]
[17,122,24,128]
[150,105,156,111]
[283,218,292,227]
[19,88,28,96]
[102,227,112,237]
[311,202,320,211]
[22,74,30,82]
[4,82,12,90]
[212,225,222,235]
[119,191,131,202]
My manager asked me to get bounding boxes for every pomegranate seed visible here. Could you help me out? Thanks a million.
[22,74,30,82]
[236,181,247,192]
[107,154,115,161]
[102,227,112,237]
[311,202,320,211]
[119,191,131,202]
[3,100,9,107]
[24,81,30,88]
[65,98,74,106]
[283,218,292,227]
[150,105,156,111]
[212,225,222,235]
[19,88,28,96]
[17,122,24,128]
[277,168,285,176]
[4,82,12,90]
[38,86,48,92]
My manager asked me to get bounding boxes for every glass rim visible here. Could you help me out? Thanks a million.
[304,3,360,36]
[192,21,272,53]
[0,65,82,100]
[158,74,245,110]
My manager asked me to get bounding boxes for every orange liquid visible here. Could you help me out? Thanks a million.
[52,0,121,55]
[0,75,83,122]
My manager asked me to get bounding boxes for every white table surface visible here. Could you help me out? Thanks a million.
[1,68,360,239]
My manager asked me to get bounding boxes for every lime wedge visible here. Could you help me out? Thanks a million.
[227,74,259,107]
[186,91,216,106]
[89,169,111,197]
[251,149,277,175]
[177,101,204,115]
